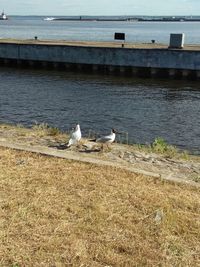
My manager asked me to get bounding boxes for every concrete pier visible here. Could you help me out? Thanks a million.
[0,39,200,80]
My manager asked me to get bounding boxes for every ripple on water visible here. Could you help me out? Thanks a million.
[0,68,200,154]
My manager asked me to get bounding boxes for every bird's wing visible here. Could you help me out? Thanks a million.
[67,129,81,147]
[71,132,77,140]
[96,135,112,143]
[72,130,81,141]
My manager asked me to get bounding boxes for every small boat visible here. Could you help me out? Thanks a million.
[0,11,8,20]
[43,17,56,21]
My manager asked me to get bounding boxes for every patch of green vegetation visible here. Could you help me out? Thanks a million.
[135,137,190,160]
[151,137,176,155]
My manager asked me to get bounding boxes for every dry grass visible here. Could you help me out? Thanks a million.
[0,123,67,145]
[0,147,200,267]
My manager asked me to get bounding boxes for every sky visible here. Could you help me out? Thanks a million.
[1,0,200,16]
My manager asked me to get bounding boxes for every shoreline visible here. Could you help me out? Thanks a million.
[0,123,199,187]
[46,18,200,22]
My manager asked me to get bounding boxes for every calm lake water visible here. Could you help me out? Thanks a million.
[0,17,200,153]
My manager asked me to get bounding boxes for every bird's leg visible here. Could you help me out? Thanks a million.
[77,140,84,149]
[107,143,112,151]
[100,144,105,152]
[101,143,111,152]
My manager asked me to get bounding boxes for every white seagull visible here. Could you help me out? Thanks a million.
[96,128,116,145]
[67,124,82,147]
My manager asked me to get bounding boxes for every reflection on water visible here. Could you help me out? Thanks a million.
[0,66,200,153]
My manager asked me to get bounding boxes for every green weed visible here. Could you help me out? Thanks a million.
[151,137,178,157]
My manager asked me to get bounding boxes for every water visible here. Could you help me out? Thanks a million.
[0,66,200,153]
[0,16,200,44]
[0,17,200,153]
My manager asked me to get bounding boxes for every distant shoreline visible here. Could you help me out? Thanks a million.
[44,16,200,22]
[45,17,200,22]
[5,15,200,22]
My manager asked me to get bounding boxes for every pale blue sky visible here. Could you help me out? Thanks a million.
[1,0,200,16]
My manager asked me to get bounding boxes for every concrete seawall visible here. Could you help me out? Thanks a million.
[0,39,200,80]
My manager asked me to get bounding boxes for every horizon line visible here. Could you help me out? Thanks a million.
[6,14,200,17]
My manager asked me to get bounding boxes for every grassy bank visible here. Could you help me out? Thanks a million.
[0,122,198,159]
[0,146,200,266]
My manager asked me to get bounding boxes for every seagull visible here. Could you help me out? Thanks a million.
[67,124,82,147]
[83,128,119,152]
[96,128,116,144]
[93,128,117,151]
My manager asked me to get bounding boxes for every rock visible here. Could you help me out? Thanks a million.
[154,209,164,224]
